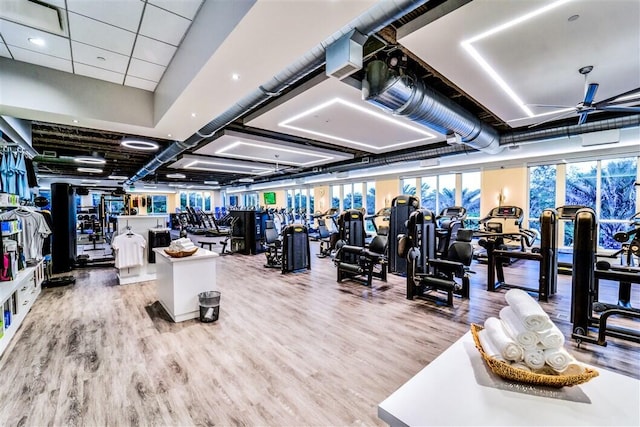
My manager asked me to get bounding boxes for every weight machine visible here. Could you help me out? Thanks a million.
[571,208,640,346]
[388,195,420,274]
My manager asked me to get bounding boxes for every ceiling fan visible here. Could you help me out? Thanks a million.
[530,66,640,127]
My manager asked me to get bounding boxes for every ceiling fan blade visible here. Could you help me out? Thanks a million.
[527,109,575,128]
[526,103,574,109]
[597,105,640,113]
[594,86,640,107]
[583,83,599,105]
[577,111,590,125]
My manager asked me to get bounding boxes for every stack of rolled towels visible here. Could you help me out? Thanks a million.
[478,289,584,375]
[167,237,197,252]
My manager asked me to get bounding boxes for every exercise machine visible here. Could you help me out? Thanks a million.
[281,224,310,273]
[475,206,538,263]
[388,195,420,274]
[316,208,340,258]
[435,206,467,258]
[571,208,640,346]
[402,209,473,306]
[481,208,558,301]
[334,233,388,287]
[263,220,282,268]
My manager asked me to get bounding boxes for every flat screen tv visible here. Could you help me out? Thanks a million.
[263,191,276,205]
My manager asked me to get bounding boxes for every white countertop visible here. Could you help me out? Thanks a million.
[378,331,640,427]
[153,247,219,263]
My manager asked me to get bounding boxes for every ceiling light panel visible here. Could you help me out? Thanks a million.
[399,0,640,125]
[279,98,435,151]
[68,12,136,56]
[194,130,353,166]
[66,0,144,32]
[139,4,191,46]
[169,155,274,175]
[148,0,204,20]
[7,46,72,72]
[247,77,440,153]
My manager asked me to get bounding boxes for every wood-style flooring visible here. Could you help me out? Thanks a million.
[0,242,638,426]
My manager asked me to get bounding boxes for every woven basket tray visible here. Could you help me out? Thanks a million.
[471,324,598,388]
[164,247,198,258]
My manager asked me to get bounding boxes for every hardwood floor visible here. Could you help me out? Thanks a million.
[0,242,638,426]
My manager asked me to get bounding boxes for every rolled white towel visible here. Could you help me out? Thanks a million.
[544,347,574,372]
[499,306,539,348]
[484,317,523,362]
[523,347,545,370]
[537,323,565,349]
[509,361,532,372]
[504,289,552,332]
[477,329,505,361]
[560,361,586,376]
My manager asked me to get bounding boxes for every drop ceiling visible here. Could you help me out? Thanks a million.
[0,0,638,191]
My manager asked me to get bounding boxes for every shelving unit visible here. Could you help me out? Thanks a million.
[0,260,44,357]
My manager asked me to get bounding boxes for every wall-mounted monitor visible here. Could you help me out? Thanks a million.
[264,191,276,205]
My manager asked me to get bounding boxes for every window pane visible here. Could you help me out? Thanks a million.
[402,178,416,196]
[461,171,481,216]
[194,192,204,209]
[600,157,637,220]
[438,174,456,211]
[366,182,375,215]
[343,184,352,210]
[309,189,315,213]
[331,185,340,209]
[420,176,437,212]
[180,192,187,210]
[566,161,597,209]
[352,183,363,209]
[529,165,556,220]
[204,192,211,211]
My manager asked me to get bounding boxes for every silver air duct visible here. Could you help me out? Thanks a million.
[363,60,502,154]
[125,0,430,185]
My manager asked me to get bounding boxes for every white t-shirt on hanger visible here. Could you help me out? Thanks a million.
[111,232,146,269]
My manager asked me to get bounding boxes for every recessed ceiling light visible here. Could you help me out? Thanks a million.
[167,133,172,137]
[204,180,219,185]
[108,175,128,180]
[74,156,106,165]
[143,185,157,189]
[72,119,79,123]
[28,37,45,47]
[121,139,159,151]
[191,112,197,118]
[77,167,103,173]
[231,73,240,81]
[166,173,186,179]
[81,179,100,184]
[216,141,331,166]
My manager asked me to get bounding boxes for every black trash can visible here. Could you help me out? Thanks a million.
[198,291,221,322]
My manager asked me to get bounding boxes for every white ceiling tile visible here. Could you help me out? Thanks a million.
[132,35,176,66]
[148,0,203,20]
[124,75,157,92]
[67,0,143,32]
[138,4,191,46]
[127,58,165,82]
[0,19,70,59]
[74,63,124,84]
[71,41,129,73]
[0,42,11,58]
[68,12,135,56]
[10,46,72,72]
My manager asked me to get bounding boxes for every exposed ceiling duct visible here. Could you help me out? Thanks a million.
[125,0,430,186]
[362,60,502,154]
[500,115,640,146]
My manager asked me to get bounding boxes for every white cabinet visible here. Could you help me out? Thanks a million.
[0,260,44,357]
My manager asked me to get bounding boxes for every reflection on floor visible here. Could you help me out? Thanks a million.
[76,241,113,262]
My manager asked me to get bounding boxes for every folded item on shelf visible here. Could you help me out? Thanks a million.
[537,323,565,349]
[523,347,546,370]
[484,317,523,362]
[477,329,505,361]
[544,347,574,372]
[499,306,539,348]
[504,289,552,332]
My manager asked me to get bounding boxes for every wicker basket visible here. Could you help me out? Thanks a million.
[471,324,598,388]
[164,247,198,258]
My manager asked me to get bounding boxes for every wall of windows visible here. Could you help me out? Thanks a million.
[528,165,557,233]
